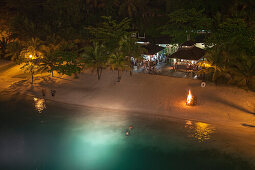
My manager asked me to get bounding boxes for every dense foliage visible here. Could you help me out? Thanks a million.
[203,18,255,89]
[0,0,254,87]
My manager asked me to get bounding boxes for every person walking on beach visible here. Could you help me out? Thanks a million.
[42,88,46,97]
[51,89,56,97]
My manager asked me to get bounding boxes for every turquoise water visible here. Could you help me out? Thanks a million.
[0,95,254,170]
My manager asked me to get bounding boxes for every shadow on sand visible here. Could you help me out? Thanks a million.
[205,94,255,116]
[51,76,73,81]
[241,123,255,128]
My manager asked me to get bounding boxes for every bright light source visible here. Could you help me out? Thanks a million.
[186,89,193,105]
[186,89,197,106]
[29,54,33,58]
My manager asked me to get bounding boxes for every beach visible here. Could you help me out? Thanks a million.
[1,61,255,160]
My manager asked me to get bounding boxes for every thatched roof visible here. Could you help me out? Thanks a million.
[169,46,205,60]
[142,44,165,55]
[181,40,195,47]
[138,36,172,44]
[148,37,172,44]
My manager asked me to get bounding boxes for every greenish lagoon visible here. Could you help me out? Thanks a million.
[0,95,254,170]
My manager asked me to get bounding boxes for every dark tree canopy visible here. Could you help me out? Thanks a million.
[1,0,253,40]
[0,0,255,87]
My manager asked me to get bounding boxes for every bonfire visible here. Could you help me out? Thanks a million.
[186,89,197,106]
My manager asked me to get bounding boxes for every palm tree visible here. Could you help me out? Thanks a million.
[0,37,10,59]
[39,45,58,77]
[229,54,255,88]
[82,42,107,80]
[40,38,82,78]
[85,0,105,16]
[109,49,129,82]
[203,45,227,82]
[39,35,67,77]
[108,35,142,81]
[198,42,236,85]
[119,0,137,18]
[118,35,146,76]
[4,40,23,61]
[19,38,45,84]
[87,16,131,52]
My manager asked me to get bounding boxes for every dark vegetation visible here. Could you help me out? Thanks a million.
[0,0,254,88]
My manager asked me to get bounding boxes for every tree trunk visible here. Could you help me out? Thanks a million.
[246,79,249,88]
[97,68,99,80]
[117,70,121,82]
[51,71,54,77]
[246,76,252,89]
[212,66,217,82]
[100,68,102,79]
[187,34,191,41]
[31,73,34,85]
[129,64,133,76]
[74,73,79,79]
[97,67,102,80]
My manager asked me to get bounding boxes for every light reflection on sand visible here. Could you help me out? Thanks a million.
[185,120,216,142]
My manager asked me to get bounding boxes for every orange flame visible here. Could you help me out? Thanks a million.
[187,89,193,104]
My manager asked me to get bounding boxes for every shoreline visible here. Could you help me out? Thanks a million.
[1,91,255,164]
[1,70,255,162]
[2,70,255,128]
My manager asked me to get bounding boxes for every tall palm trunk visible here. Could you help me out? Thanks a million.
[97,67,103,80]
[97,68,100,80]
[31,73,34,84]
[117,70,121,82]
[73,73,79,79]
[245,76,252,88]
[130,64,133,76]
[212,66,218,82]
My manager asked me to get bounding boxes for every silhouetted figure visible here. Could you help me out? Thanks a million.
[51,90,56,97]
[42,88,46,97]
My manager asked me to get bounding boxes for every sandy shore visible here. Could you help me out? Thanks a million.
[1,62,255,160]
[2,66,255,127]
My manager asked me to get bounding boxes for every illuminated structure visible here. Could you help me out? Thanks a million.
[169,41,205,70]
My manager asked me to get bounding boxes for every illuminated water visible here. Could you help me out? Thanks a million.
[0,95,254,170]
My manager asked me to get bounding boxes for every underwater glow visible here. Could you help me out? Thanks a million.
[65,114,129,169]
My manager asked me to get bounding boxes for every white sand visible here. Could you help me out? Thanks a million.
[1,62,255,128]
[30,71,255,127]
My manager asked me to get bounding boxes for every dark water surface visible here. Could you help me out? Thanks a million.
[0,95,254,170]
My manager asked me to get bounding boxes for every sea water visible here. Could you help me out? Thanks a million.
[0,95,254,170]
